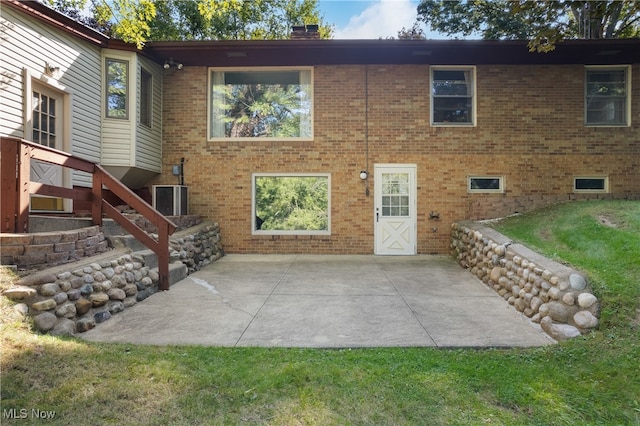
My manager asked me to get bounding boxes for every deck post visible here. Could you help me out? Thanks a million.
[158,222,170,291]
[92,170,103,226]
[17,142,31,233]
[1,139,19,233]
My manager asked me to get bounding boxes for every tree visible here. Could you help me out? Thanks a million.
[416,1,640,52]
[396,22,426,40]
[46,0,332,46]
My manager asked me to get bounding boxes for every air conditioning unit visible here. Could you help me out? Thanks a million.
[152,185,188,216]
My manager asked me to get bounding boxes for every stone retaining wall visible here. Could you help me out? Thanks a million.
[168,222,224,274]
[2,222,224,335]
[0,226,109,270]
[451,221,600,341]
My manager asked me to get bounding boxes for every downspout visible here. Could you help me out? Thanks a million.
[365,65,370,197]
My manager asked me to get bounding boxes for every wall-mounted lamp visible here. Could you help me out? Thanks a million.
[163,58,183,70]
[359,170,368,180]
[44,62,60,78]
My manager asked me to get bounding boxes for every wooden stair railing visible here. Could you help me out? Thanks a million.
[1,137,177,290]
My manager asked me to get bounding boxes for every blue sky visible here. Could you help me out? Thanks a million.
[318,0,432,39]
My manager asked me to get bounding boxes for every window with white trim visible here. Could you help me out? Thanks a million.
[585,66,630,126]
[431,67,475,125]
[574,177,608,193]
[209,68,313,140]
[252,174,330,235]
[468,176,504,193]
[106,58,128,119]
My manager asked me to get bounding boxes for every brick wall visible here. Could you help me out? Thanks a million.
[0,226,109,269]
[153,64,640,255]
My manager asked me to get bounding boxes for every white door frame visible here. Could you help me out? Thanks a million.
[374,164,417,255]
[26,75,72,212]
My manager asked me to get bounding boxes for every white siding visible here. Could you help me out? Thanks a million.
[0,7,102,187]
[135,56,162,173]
[102,52,162,174]
[101,50,135,167]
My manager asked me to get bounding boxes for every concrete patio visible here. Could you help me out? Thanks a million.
[81,254,554,348]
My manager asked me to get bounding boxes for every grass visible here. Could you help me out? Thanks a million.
[1,200,639,425]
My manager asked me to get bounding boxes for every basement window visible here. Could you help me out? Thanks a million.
[252,174,330,235]
[574,177,608,193]
[468,176,504,193]
[209,68,313,140]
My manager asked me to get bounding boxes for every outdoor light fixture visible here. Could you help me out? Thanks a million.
[359,170,368,180]
[44,62,60,77]
[163,58,183,70]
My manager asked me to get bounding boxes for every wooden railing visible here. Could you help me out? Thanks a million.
[1,137,176,290]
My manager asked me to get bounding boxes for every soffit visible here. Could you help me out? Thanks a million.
[144,39,640,68]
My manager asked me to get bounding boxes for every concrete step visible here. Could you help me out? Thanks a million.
[132,249,187,288]
[133,249,158,269]
[163,261,188,288]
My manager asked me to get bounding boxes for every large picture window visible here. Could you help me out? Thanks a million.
[252,174,330,235]
[585,66,630,126]
[209,68,312,140]
[431,66,475,125]
[106,58,128,119]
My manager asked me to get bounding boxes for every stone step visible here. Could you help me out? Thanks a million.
[131,250,187,288]
[107,234,148,252]
[133,249,158,269]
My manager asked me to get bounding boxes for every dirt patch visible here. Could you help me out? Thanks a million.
[632,308,640,329]
[536,227,553,242]
[597,214,618,228]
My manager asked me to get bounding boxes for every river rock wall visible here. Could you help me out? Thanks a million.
[451,221,600,341]
[2,222,223,335]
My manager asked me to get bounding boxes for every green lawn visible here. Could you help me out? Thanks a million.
[2,200,639,425]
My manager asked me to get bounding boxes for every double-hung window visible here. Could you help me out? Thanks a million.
[209,68,313,140]
[585,66,630,126]
[431,66,475,125]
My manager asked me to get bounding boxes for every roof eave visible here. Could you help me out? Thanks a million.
[144,38,640,68]
[3,0,110,47]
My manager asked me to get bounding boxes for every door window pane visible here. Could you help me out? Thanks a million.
[32,91,56,148]
[381,173,410,217]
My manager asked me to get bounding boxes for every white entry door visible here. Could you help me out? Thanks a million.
[374,164,417,255]
[30,84,68,212]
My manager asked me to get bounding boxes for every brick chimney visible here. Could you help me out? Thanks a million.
[291,24,320,40]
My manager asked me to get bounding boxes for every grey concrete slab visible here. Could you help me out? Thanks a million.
[80,254,555,348]
[238,295,436,348]
[407,295,554,347]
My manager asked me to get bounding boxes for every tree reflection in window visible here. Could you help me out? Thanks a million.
[211,70,312,139]
[253,175,329,234]
[106,59,128,119]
